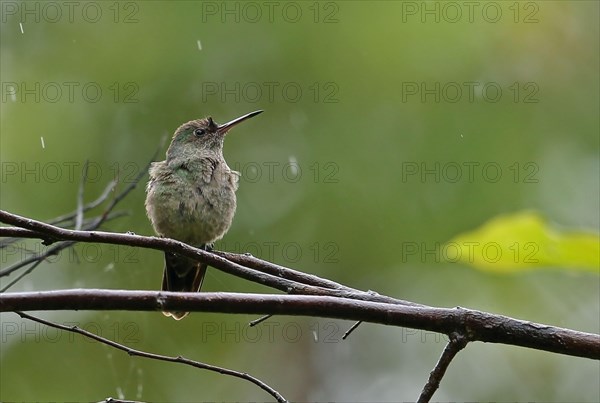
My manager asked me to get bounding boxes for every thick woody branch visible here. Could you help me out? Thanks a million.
[1,289,598,360]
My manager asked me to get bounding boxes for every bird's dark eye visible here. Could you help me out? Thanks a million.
[193,128,206,136]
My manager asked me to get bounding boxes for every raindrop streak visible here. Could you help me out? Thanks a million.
[19,22,24,34]
[40,137,45,149]
[288,155,299,177]
[197,39,202,50]
[136,368,144,399]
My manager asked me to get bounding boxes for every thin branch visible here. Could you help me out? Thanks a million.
[0,211,126,281]
[215,251,422,307]
[249,314,272,327]
[0,214,424,309]
[0,179,117,249]
[417,332,468,403]
[0,227,50,240]
[1,289,598,360]
[50,179,118,226]
[0,144,152,288]
[94,156,152,227]
[0,258,48,293]
[342,321,362,340]
[16,311,287,402]
[89,134,163,228]
[102,398,142,403]
[49,179,118,225]
[0,213,367,297]
[0,240,73,278]
[215,251,351,290]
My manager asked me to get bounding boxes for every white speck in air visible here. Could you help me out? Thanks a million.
[197,39,202,50]
[136,368,144,399]
[247,164,257,177]
[9,86,17,102]
[288,155,299,177]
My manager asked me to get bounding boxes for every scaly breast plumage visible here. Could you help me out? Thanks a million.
[171,176,236,244]
[146,166,238,245]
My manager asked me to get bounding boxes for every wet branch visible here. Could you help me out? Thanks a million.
[1,288,598,361]
[0,210,421,308]
[1,142,599,401]
[16,311,287,402]
[417,332,468,403]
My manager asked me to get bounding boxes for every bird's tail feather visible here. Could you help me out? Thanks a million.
[161,251,207,320]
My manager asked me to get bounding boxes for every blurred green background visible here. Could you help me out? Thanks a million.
[1,1,598,401]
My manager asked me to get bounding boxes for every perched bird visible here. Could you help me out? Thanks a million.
[145,110,263,319]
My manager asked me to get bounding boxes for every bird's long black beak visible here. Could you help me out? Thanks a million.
[217,110,263,135]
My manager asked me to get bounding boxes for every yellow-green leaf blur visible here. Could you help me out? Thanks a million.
[447,212,600,273]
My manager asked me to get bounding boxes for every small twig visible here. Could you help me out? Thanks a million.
[249,314,272,327]
[215,251,423,308]
[0,241,71,278]
[92,134,163,227]
[417,332,468,403]
[0,144,154,288]
[216,251,348,290]
[95,158,151,226]
[0,212,126,280]
[342,321,362,340]
[16,311,288,402]
[50,179,117,226]
[0,258,48,292]
[0,181,118,250]
[217,251,424,306]
[102,398,143,403]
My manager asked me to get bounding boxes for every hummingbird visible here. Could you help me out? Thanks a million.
[145,110,263,320]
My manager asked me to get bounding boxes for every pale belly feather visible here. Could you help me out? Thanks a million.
[146,165,238,246]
